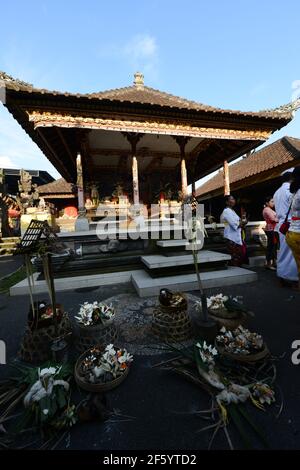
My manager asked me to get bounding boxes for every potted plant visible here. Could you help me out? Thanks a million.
[75,301,118,353]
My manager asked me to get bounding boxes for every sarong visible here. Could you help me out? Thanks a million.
[286,231,300,274]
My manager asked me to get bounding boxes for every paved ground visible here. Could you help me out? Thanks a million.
[0,260,300,450]
[0,255,23,280]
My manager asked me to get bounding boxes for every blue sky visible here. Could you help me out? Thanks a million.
[0,0,300,181]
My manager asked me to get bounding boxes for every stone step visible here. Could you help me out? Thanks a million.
[132,267,258,297]
[156,239,203,251]
[0,237,20,243]
[141,250,230,270]
[10,270,143,296]
[0,241,18,247]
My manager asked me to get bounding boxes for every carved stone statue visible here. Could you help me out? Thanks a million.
[90,184,99,206]
[18,169,40,209]
[18,169,32,197]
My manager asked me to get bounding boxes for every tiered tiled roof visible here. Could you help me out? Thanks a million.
[0,70,294,120]
[196,136,300,198]
[37,178,74,195]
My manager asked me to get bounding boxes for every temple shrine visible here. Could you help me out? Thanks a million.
[0,70,295,295]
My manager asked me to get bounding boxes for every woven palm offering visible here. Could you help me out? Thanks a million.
[215,325,269,363]
[19,311,72,364]
[75,344,133,392]
[152,289,192,342]
[202,294,252,329]
[75,301,118,353]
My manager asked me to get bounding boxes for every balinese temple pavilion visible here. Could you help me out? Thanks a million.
[0,70,295,296]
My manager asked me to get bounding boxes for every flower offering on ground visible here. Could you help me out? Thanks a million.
[80,344,133,383]
[216,325,264,355]
[75,301,115,326]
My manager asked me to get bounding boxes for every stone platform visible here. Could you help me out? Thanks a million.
[132,267,258,297]
[10,264,257,297]
[141,250,230,277]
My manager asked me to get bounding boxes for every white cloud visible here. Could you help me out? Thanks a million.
[123,34,159,81]
[0,155,18,168]
[124,34,157,61]
[97,33,159,82]
[291,79,300,102]
[0,106,60,178]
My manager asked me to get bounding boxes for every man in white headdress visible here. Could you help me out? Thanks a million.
[273,168,298,285]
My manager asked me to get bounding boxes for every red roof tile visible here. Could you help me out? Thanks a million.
[0,70,293,120]
[37,178,74,195]
[196,136,300,197]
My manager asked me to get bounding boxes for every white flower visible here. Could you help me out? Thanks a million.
[118,351,133,364]
[39,366,58,377]
[42,409,49,415]
[252,383,275,405]
[206,293,228,310]
[105,344,116,355]
[217,383,250,405]
[76,301,115,326]
[93,366,105,378]
[24,374,69,408]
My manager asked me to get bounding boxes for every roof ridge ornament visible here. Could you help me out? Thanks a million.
[133,71,144,89]
[260,98,300,116]
[0,70,33,87]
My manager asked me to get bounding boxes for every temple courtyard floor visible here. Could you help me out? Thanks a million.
[0,262,300,450]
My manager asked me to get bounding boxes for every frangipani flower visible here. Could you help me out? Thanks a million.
[76,301,115,326]
[252,383,275,405]
[39,366,60,377]
[82,345,133,383]
[217,383,250,405]
[216,325,264,355]
[196,341,218,365]
[105,344,116,355]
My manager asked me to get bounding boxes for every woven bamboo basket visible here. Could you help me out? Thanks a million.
[209,309,248,330]
[19,312,72,364]
[152,304,192,342]
[216,343,270,363]
[74,349,130,392]
[76,319,118,353]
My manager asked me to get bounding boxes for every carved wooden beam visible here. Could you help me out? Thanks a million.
[56,128,74,163]
[89,147,181,159]
[37,129,74,181]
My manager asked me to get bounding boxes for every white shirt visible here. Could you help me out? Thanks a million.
[274,182,293,231]
[290,189,300,233]
[220,207,242,245]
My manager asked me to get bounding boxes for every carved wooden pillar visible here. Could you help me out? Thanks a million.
[76,152,85,214]
[124,133,143,206]
[223,160,230,196]
[175,136,190,198]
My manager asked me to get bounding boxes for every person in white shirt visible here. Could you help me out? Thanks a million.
[220,195,247,266]
[286,167,300,291]
[273,169,298,287]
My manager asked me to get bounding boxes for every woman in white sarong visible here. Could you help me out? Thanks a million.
[273,170,298,285]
